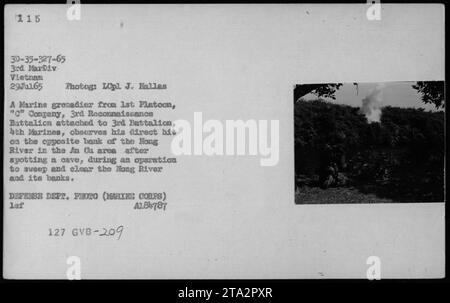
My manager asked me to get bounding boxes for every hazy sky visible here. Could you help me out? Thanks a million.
[302,82,441,112]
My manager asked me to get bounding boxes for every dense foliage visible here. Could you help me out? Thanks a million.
[412,81,445,109]
[294,99,445,202]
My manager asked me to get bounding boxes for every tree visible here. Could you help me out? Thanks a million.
[412,81,445,109]
[295,81,445,109]
[294,83,342,103]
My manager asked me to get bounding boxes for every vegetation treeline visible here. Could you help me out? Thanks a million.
[294,99,445,202]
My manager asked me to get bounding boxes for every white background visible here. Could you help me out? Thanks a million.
[3,4,445,279]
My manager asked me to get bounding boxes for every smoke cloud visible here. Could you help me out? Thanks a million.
[359,83,385,123]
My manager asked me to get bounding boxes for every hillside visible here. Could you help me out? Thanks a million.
[294,99,445,203]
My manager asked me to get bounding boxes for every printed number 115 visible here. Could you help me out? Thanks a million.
[16,14,40,23]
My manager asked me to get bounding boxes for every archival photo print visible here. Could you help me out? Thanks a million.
[294,81,445,204]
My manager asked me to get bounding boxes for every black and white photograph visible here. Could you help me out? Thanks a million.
[294,82,445,204]
[1,3,446,285]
